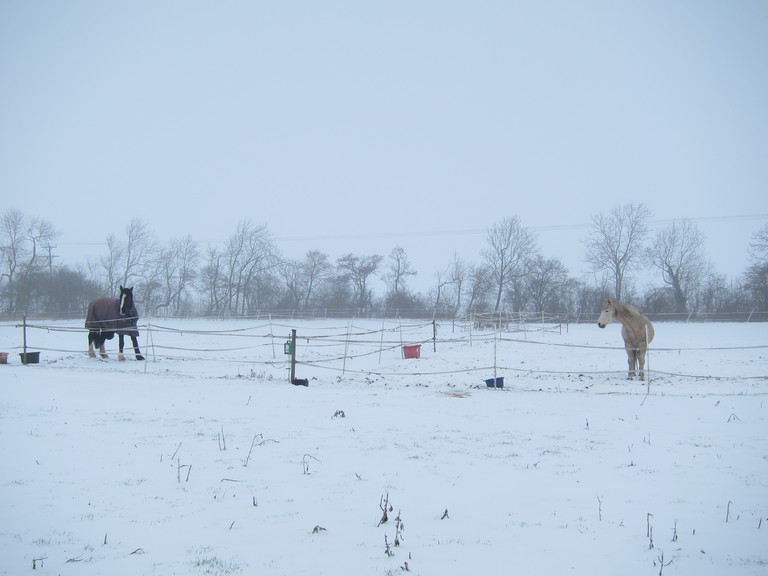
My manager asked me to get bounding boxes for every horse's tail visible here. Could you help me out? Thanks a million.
[645,319,655,344]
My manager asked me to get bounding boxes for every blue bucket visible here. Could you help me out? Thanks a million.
[485,377,504,388]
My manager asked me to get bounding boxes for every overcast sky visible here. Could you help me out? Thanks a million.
[1,1,766,292]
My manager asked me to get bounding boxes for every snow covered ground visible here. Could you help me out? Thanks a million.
[1,318,766,575]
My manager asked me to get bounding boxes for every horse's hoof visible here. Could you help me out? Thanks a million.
[100,353,108,359]
[88,350,96,358]
[118,354,126,362]
[136,355,145,361]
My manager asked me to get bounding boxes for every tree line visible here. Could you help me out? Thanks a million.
[1,205,766,319]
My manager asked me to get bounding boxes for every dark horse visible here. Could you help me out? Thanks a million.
[85,286,145,361]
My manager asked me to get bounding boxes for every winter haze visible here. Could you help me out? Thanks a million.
[1,1,766,290]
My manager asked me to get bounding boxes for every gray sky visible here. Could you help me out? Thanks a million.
[2,1,766,292]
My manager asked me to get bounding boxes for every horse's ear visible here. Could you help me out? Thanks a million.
[120,285,124,291]
[606,298,613,305]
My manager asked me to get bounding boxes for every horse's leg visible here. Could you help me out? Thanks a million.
[88,332,96,358]
[130,335,145,361]
[638,348,646,381]
[626,348,637,380]
[93,333,109,358]
[118,334,126,362]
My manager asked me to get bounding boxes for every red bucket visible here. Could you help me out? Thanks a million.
[402,345,421,359]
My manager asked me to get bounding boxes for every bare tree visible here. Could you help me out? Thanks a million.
[243,269,282,313]
[430,268,450,313]
[464,264,494,313]
[448,254,467,312]
[383,246,416,309]
[431,254,466,316]
[100,218,157,297]
[745,224,768,311]
[300,250,332,310]
[336,253,382,313]
[280,258,304,310]
[24,217,58,276]
[19,217,58,311]
[0,209,26,313]
[440,253,468,315]
[585,203,651,302]
[749,223,768,260]
[279,251,332,312]
[122,218,156,289]
[317,269,353,311]
[525,255,568,313]
[222,221,279,316]
[698,272,731,313]
[483,216,537,312]
[100,234,124,295]
[281,250,333,312]
[152,235,200,315]
[647,219,711,312]
[200,245,225,314]
[0,210,58,314]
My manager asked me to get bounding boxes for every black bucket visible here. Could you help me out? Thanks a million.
[19,351,40,365]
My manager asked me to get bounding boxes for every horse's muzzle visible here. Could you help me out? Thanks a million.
[598,323,606,328]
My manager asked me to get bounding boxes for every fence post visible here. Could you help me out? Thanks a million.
[342,321,351,374]
[269,314,276,358]
[290,329,297,382]
[378,318,385,364]
[146,321,155,364]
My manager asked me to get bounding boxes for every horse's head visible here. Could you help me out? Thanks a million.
[597,298,616,329]
[119,285,135,316]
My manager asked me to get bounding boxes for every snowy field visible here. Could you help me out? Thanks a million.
[0,318,766,575]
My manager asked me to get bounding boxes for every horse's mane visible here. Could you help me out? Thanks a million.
[607,298,654,343]
[613,299,641,315]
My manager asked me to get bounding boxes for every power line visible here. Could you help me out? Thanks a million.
[273,213,768,243]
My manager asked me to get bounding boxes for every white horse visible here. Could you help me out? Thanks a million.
[597,298,655,380]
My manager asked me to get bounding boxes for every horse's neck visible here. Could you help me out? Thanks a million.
[615,303,641,325]
[617,306,650,338]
